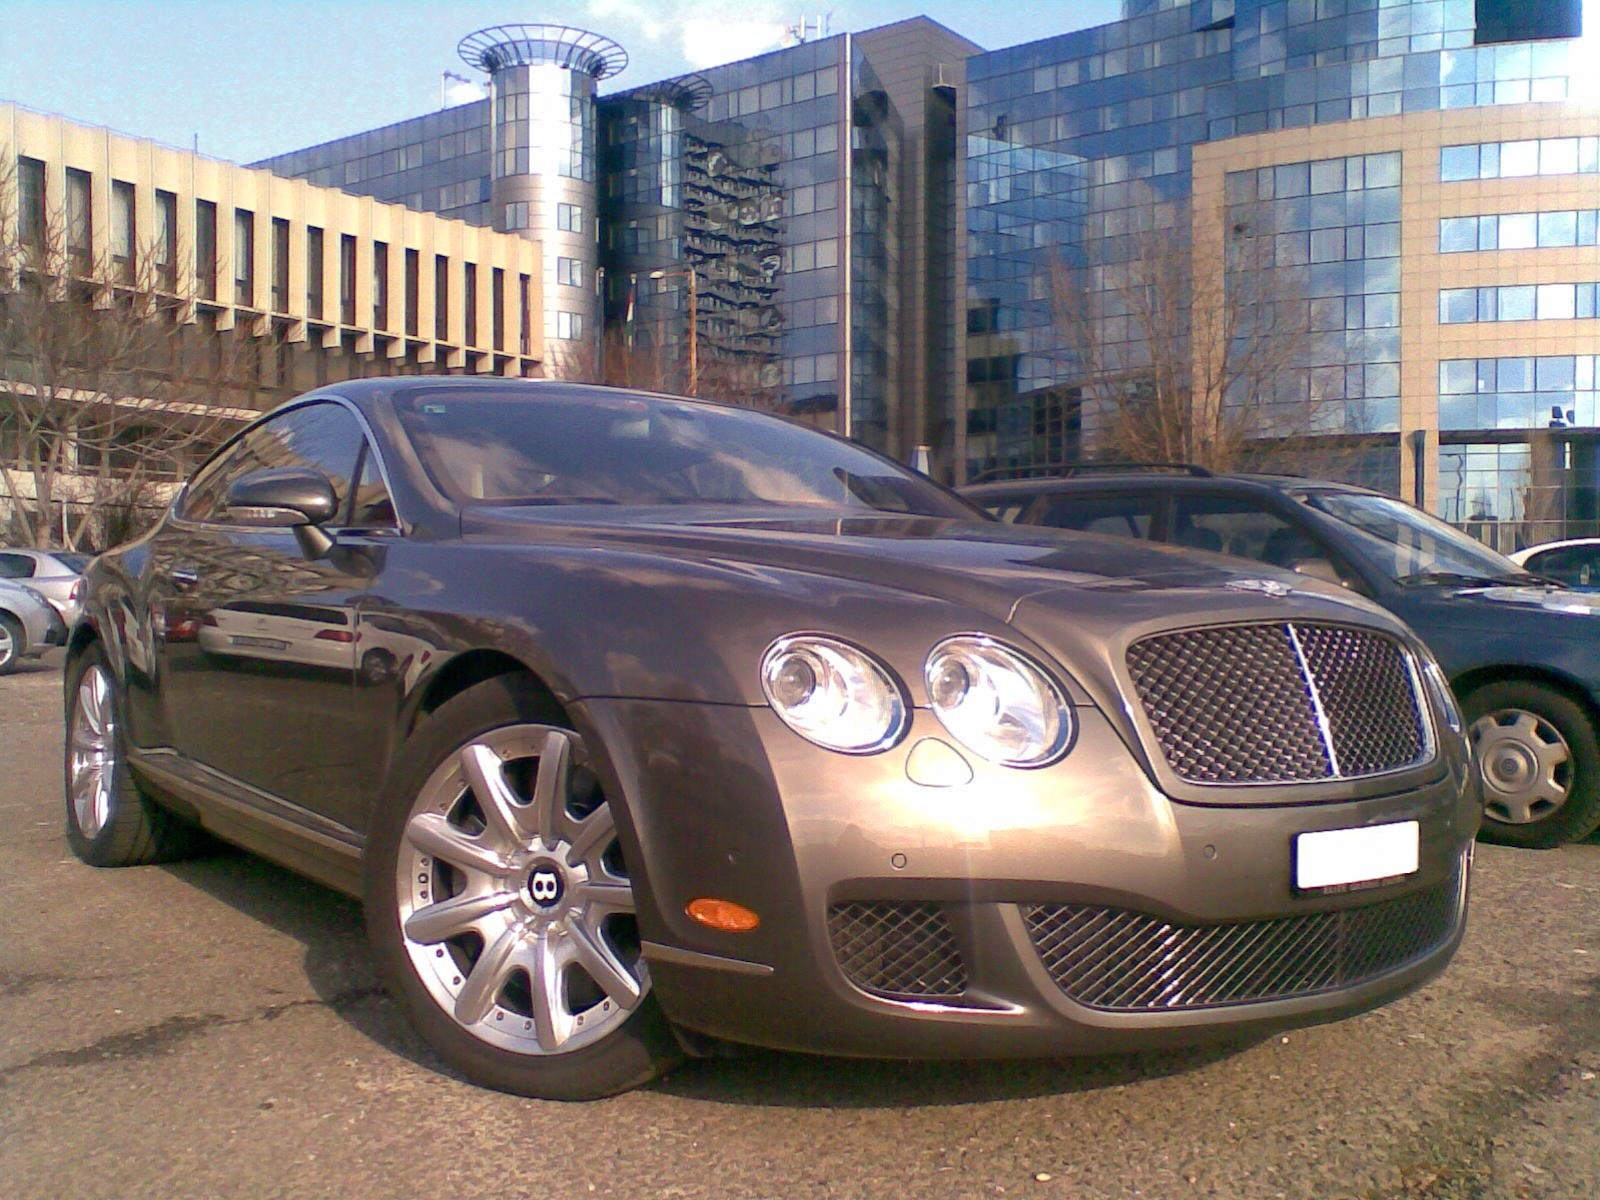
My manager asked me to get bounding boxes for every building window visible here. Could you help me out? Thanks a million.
[111,180,135,283]
[306,226,324,319]
[435,254,450,341]
[1440,284,1599,323]
[493,267,506,352]
[234,208,255,307]
[66,168,92,274]
[555,311,584,340]
[557,203,582,233]
[154,190,177,290]
[464,262,478,345]
[405,248,420,338]
[503,201,529,230]
[339,234,357,325]
[556,256,583,287]
[195,200,217,301]
[18,157,46,252]
[271,218,290,312]
[1439,210,1600,252]
[1439,356,1598,430]
[519,273,532,357]
[1441,137,1600,181]
[373,240,389,329]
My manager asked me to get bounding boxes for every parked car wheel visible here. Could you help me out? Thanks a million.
[65,645,203,866]
[364,676,683,1099]
[1465,681,1600,848]
[0,613,21,674]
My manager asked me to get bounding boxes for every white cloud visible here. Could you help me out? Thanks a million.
[443,79,487,106]
[586,0,795,71]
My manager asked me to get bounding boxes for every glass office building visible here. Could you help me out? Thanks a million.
[250,2,1598,545]
[961,0,1598,547]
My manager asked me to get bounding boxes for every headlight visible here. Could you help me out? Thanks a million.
[1419,655,1463,738]
[924,636,1072,767]
[761,635,908,754]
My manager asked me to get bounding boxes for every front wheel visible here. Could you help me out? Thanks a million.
[364,677,682,1099]
[0,613,23,674]
[1465,681,1600,848]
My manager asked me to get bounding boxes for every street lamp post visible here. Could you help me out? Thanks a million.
[648,267,698,395]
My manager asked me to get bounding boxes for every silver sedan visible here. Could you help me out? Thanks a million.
[0,578,68,674]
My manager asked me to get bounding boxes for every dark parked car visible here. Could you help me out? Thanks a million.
[965,469,1600,848]
[67,381,1477,1099]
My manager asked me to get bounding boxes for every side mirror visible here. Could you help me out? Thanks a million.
[225,468,338,558]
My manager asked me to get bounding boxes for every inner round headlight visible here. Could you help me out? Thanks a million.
[760,635,908,754]
[924,636,1072,767]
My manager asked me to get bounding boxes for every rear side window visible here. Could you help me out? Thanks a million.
[0,553,34,579]
[1171,495,1301,560]
[1033,494,1158,540]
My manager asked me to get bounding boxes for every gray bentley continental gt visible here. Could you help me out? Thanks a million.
[65,379,1479,1099]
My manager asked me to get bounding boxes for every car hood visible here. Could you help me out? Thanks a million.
[461,505,1396,647]
[1456,584,1600,618]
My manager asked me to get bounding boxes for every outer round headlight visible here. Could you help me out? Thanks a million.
[924,636,1072,767]
[760,635,908,754]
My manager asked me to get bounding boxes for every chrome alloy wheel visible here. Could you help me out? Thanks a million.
[395,724,647,1056]
[68,663,118,840]
[1471,707,1573,826]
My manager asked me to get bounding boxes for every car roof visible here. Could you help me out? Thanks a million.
[1509,538,1600,560]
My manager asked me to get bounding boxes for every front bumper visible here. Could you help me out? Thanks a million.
[579,699,1479,1059]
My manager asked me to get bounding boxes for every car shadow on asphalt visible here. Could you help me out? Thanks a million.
[157,846,1262,1106]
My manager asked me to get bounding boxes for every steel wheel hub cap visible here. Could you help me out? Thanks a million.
[1470,708,1571,825]
[396,724,646,1056]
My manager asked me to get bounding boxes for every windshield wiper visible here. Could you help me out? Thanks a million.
[1396,569,1565,589]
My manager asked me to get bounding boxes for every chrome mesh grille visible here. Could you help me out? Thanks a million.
[1126,622,1429,784]
[828,902,968,1000]
[1024,867,1463,1011]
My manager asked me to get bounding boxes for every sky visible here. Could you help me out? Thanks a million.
[0,0,1122,164]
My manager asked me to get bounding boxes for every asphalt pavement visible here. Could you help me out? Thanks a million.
[2,652,1597,1200]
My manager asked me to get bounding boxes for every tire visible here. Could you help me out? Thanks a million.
[364,676,683,1099]
[0,613,23,675]
[64,644,203,866]
[1464,680,1600,848]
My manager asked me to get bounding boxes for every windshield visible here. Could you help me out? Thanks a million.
[1304,491,1532,586]
[396,387,980,519]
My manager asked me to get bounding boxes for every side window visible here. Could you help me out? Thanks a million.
[180,402,368,524]
[1174,495,1357,587]
[1035,493,1158,539]
[1528,546,1597,588]
[0,553,34,579]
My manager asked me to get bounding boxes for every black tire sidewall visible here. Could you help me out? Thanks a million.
[63,645,160,865]
[1466,681,1600,848]
[363,676,680,1099]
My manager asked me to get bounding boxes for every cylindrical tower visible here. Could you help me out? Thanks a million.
[459,25,627,380]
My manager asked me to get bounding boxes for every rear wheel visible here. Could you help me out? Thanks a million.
[1465,681,1600,848]
[65,645,201,866]
[364,677,682,1099]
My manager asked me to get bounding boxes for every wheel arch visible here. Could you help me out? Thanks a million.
[406,648,565,739]
[1451,664,1600,728]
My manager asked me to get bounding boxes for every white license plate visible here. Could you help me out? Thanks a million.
[1295,821,1419,890]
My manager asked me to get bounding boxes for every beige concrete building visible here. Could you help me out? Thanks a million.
[2,101,545,543]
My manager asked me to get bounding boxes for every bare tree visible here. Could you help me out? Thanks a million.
[1,164,249,550]
[1049,198,1347,474]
